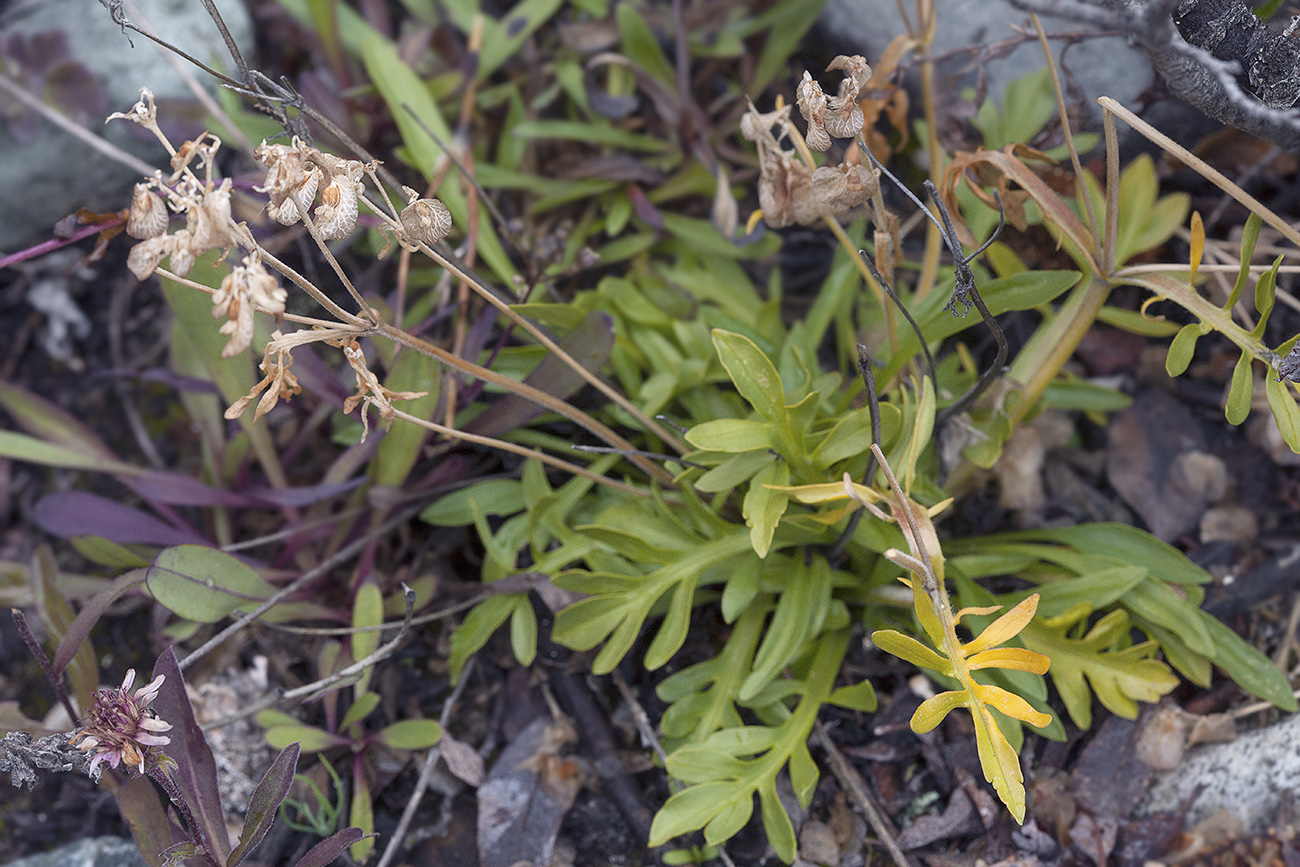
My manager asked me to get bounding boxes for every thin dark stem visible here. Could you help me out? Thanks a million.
[11,609,79,725]
[148,766,221,867]
[860,251,936,384]
[179,502,430,670]
[861,141,1009,424]
[935,280,1009,425]
[194,0,249,81]
[929,185,1009,426]
[97,2,240,88]
[829,345,883,563]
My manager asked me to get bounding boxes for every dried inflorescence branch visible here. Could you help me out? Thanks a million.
[224,329,303,421]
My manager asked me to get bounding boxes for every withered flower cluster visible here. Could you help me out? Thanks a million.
[742,55,878,229]
[255,137,370,239]
[70,669,172,779]
[211,254,287,357]
[113,91,237,280]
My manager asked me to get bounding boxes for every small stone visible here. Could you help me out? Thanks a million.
[798,819,841,867]
[1200,505,1258,545]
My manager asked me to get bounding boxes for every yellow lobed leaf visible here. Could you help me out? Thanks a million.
[972,704,1027,823]
[955,604,1003,623]
[962,593,1039,656]
[966,646,1051,675]
[911,690,968,734]
[972,682,1053,729]
[871,629,951,674]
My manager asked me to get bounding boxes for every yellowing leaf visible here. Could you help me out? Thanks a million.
[1189,210,1204,283]
[871,629,950,673]
[967,647,1050,674]
[911,691,967,733]
[972,682,1053,728]
[963,593,1038,655]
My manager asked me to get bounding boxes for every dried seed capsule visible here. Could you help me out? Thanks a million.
[399,197,452,246]
[314,166,362,239]
[126,183,168,239]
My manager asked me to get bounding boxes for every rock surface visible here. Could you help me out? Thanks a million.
[1141,712,1300,832]
[818,0,1217,151]
[2,836,147,867]
[0,0,253,252]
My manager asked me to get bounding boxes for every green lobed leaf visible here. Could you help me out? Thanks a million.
[686,419,777,452]
[1224,212,1263,311]
[339,692,380,730]
[711,330,791,435]
[349,767,373,862]
[350,580,384,695]
[264,724,349,753]
[448,593,527,682]
[742,461,790,559]
[1195,608,1298,711]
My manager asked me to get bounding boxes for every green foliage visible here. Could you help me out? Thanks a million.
[279,757,344,838]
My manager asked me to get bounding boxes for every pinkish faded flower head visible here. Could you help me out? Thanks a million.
[71,669,172,778]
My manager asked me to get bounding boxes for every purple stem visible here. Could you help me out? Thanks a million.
[11,608,80,724]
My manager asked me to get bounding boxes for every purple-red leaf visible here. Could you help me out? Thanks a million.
[151,648,231,863]
[243,478,363,507]
[33,492,206,546]
[292,828,368,867]
[227,743,300,867]
[115,772,177,867]
[134,472,256,507]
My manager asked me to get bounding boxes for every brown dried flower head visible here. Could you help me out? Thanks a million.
[70,669,171,779]
[211,254,287,357]
[796,55,872,149]
[255,139,373,239]
[126,182,168,239]
[338,338,428,441]
[186,177,234,255]
[126,231,194,280]
[399,188,453,247]
[224,330,302,421]
[797,73,831,151]
[106,88,159,135]
[314,161,364,239]
[255,139,319,226]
